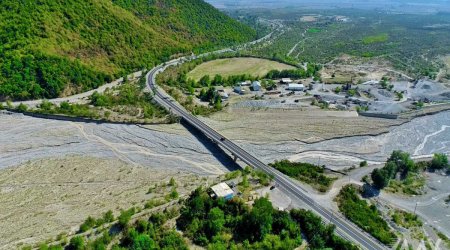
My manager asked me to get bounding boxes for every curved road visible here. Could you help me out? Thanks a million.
[147,61,388,250]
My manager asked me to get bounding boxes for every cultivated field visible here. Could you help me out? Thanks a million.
[187,57,295,81]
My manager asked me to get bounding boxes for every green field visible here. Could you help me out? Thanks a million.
[362,33,389,44]
[307,28,322,33]
[187,57,295,81]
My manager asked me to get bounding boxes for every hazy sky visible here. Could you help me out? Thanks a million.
[206,0,450,12]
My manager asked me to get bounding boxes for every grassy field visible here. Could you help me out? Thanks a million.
[362,33,389,44]
[187,57,295,81]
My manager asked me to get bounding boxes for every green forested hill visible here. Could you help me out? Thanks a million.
[0,0,255,100]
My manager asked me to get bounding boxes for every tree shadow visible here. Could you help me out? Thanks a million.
[361,183,380,198]
[180,119,241,172]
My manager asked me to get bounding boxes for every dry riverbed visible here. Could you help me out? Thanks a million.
[0,112,236,249]
[0,157,211,249]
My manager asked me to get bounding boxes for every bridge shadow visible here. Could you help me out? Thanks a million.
[180,119,241,172]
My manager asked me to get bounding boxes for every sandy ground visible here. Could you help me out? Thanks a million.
[187,57,295,81]
[0,156,209,249]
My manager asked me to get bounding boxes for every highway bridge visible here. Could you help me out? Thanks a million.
[147,62,388,250]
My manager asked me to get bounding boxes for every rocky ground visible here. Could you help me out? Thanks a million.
[0,111,237,249]
[0,157,212,249]
[202,108,450,170]
[1,103,449,248]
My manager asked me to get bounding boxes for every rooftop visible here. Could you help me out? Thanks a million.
[211,182,234,198]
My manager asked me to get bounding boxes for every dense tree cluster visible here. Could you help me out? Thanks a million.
[0,0,255,101]
[290,209,358,250]
[337,185,397,245]
[177,187,302,249]
[265,64,321,80]
[198,87,222,110]
[176,187,355,249]
[371,150,417,189]
[118,213,188,250]
[270,160,336,192]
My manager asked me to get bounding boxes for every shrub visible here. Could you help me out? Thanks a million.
[430,153,449,170]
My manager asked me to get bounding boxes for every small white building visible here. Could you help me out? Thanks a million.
[234,85,246,95]
[287,83,305,91]
[251,81,261,91]
[211,183,234,200]
[240,81,251,86]
[281,78,293,84]
[219,92,229,100]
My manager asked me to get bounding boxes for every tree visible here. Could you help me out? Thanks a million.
[371,168,389,189]
[17,103,28,112]
[160,231,188,250]
[118,208,135,228]
[103,210,114,223]
[199,75,211,86]
[206,207,225,237]
[388,150,415,174]
[169,177,176,187]
[244,197,274,242]
[430,153,449,170]
[360,161,368,167]
[68,236,84,250]
[212,74,223,85]
[79,216,96,232]
[168,187,179,199]
[241,174,249,188]
[131,234,156,250]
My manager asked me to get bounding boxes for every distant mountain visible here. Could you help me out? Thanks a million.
[0,0,255,100]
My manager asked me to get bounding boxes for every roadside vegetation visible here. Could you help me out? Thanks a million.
[390,210,422,229]
[269,160,337,192]
[12,77,169,124]
[336,185,397,245]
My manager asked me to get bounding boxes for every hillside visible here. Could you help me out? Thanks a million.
[0,0,255,101]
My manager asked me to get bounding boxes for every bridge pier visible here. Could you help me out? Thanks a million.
[232,154,238,162]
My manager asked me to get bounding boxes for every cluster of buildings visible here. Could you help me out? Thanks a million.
[233,80,262,94]
[232,78,305,95]
[209,78,308,102]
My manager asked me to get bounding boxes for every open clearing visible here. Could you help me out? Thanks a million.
[187,57,295,81]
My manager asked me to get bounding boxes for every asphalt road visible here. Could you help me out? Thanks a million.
[146,62,388,250]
